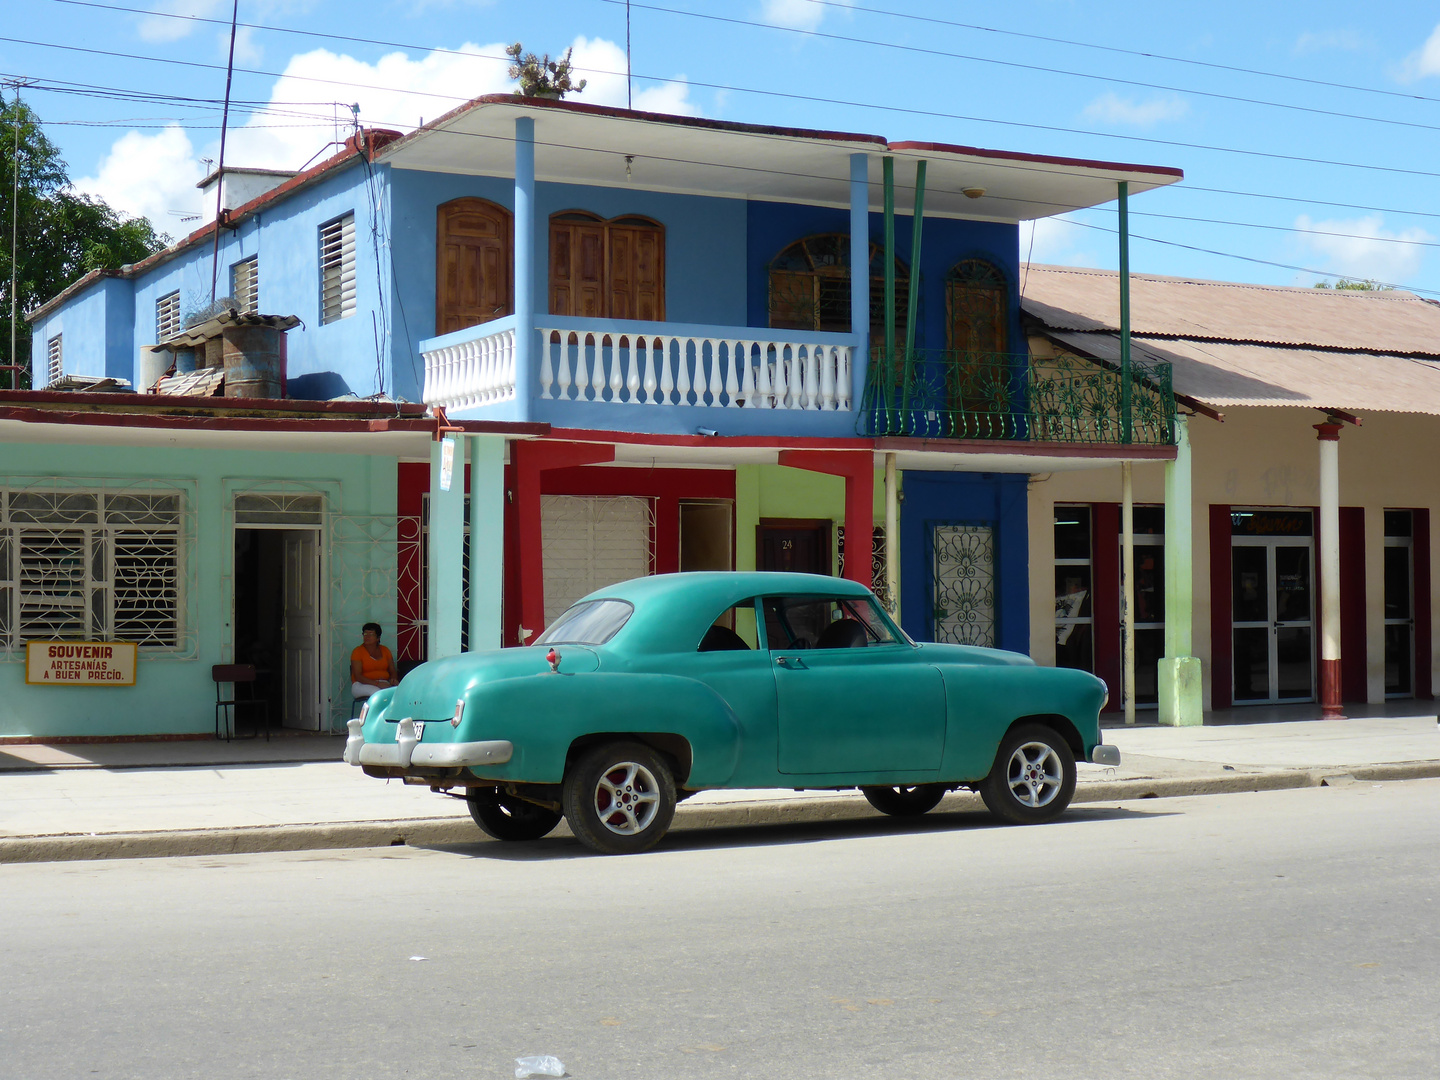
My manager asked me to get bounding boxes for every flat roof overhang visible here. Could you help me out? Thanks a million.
[378,96,1183,223]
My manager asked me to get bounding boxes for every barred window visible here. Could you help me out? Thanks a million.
[156,291,181,340]
[231,257,259,314]
[319,213,356,324]
[46,335,62,385]
[0,490,184,649]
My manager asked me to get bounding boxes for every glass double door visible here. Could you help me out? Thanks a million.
[1232,538,1315,703]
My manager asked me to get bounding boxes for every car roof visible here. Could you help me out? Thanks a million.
[577,572,875,654]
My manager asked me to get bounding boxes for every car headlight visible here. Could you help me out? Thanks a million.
[359,697,371,723]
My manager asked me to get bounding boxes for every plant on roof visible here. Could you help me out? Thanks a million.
[506,43,587,99]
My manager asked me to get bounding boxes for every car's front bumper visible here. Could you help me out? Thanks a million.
[1090,744,1121,767]
[344,717,512,770]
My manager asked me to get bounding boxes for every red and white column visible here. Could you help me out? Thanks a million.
[1316,421,1345,719]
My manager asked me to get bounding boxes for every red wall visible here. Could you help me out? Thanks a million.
[1091,503,1121,711]
[1339,507,1367,703]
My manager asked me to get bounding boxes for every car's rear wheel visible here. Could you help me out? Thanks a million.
[467,787,563,841]
[861,784,947,817]
[978,723,1077,825]
[562,742,677,855]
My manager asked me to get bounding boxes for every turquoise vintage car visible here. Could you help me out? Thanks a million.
[345,572,1117,854]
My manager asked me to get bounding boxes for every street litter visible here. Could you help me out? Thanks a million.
[515,1054,566,1078]
[409,956,428,961]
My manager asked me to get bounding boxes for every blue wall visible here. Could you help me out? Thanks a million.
[28,277,133,384]
[899,471,1029,654]
[745,203,1022,350]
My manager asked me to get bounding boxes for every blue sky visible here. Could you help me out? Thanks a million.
[7,0,1440,296]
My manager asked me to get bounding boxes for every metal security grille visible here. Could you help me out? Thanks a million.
[231,257,259,313]
[931,523,996,647]
[234,493,325,525]
[46,335,62,385]
[319,213,356,324]
[156,291,181,340]
[1,488,186,653]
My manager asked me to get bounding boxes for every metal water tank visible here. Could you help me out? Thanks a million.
[222,324,285,398]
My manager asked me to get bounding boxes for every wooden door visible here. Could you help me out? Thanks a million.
[608,222,665,322]
[946,261,1009,438]
[549,218,606,317]
[436,198,512,336]
[757,519,831,576]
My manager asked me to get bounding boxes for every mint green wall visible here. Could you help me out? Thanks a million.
[1,442,399,739]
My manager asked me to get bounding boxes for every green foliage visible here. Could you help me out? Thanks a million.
[0,97,166,387]
[1313,277,1393,291]
[505,42,588,98]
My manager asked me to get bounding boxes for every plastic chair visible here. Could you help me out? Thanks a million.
[213,664,270,741]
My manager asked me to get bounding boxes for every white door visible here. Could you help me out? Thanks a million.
[540,496,652,626]
[283,530,322,729]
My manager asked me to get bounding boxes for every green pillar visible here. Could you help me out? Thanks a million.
[428,434,465,660]
[1158,415,1203,725]
[467,435,505,652]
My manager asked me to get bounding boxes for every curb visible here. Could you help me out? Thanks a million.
[3,763,1437,865]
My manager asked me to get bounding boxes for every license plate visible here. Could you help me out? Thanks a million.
[412,721,425,741]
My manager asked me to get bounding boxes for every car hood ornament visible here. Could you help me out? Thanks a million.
[546,647,561,673]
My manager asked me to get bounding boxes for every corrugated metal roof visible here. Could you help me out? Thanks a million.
[1045,330,1440,415]
[1022,264,1440,355]
[163,310,302,347]
[155,368,226,397]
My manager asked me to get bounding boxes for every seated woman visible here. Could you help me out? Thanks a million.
[351,622,399,700]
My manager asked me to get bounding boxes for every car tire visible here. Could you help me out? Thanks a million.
[861,784,947,817]
[978,723,1077,825]
[466,787,563,842]
[562,742,677,855]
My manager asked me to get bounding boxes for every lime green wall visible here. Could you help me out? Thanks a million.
[734,464,887,574]
[1,442,399,739]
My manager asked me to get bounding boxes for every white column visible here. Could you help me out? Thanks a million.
[1159,414,1202,725]
[1317,421,1344,718]
[428,434,465,660]
[467,435,505,652]
[1121,460,1135,724]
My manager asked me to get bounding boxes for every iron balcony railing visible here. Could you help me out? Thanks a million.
[859,349,1177,446]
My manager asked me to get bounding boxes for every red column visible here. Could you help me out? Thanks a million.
[511,440,614,644]
[776,450,876,585]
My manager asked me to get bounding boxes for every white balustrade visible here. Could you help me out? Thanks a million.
[536,325,853,411]
[421,323,517,409]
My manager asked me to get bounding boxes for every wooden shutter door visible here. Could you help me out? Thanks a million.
[436,198,512,335]
[607,222,665,322]
[549,219,606,318]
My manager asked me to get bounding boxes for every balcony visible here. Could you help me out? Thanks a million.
[859,350,1177,446]
[421,315,863,436]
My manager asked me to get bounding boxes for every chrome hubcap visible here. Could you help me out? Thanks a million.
[594,761,660,836]
[1006,742,1063,808]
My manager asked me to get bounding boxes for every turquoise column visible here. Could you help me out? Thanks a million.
[467,434,505,652]
[849,153,869,410]
[428,434,465,659]
[514,116,535,423]
[1158,414,1203,725]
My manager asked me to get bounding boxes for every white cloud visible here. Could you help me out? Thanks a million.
[760,0,852,32]
[1395,23,1440,82]
[567,36,699,115]
[136,0,223,43]
[1292,214,1432,285]
[1293,29,1370,56]
[1082,92,1189,128]
[228,24,264,66]
[1019,217,1101,270]
[74,124,207,226]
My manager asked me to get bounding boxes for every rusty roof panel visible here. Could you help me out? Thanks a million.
[1022,265,1440,355]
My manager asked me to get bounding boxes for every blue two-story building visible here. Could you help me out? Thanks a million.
[15,96,1181,739]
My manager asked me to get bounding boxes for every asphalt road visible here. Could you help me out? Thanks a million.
[3,780,1437,1080]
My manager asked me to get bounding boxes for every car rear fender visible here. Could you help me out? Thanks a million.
[463,672,742,786]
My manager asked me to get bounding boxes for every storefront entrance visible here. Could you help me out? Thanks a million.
[1231,510,1315,704]
[234,525,324,730]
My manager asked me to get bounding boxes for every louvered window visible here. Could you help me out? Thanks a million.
[231,257,259,314]
[1,490,184,650]
[319,213,357,325]
[46,335,62,385]
[156,291,181,341]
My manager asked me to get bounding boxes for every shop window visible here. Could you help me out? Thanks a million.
[549,212,665,321]
[1,489,185,650]
[767,233,908,342]
[1130,505,1165,705]
[1054,505,1092,671]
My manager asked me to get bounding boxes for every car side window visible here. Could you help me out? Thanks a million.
[761,596,895,651]
[697,602,757,652]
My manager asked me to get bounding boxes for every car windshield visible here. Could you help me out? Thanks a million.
[534,599,635,646]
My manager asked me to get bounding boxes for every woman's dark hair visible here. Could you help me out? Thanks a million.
[362,622,382,638]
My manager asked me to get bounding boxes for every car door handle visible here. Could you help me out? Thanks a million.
[775,656,807,669]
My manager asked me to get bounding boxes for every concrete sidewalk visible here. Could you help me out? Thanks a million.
[2,713,1436,863]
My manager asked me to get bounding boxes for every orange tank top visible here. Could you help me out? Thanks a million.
[352,644,393,682]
